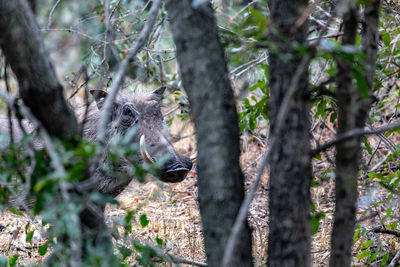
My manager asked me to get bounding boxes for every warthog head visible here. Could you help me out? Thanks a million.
[83,87,192,194]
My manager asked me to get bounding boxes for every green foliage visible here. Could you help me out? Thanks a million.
[8,255,18,267]
[1,1,399,266]
[239,64,269,132]
[139,214,150,228]
[0,129,164,265]
[310,201,325,235]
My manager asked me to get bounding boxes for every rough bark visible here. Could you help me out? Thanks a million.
[329,1,380,266]
[0,0,113,263]
[0,0,78,139]
[165,1,253,266]
[267,1,312,266]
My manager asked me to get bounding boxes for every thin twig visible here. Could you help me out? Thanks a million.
[47,0,62,29]
[0,88,69,200]
[4,61,14,146]
[388,250,400,267]
[96,0,161,144]
[81,0,163,193]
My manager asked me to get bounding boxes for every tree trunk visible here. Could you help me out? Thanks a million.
[0,0,78,139]
[0,0,113,263]
[266,1,312,266]
[329,1,380,266]
[165,1,253,266]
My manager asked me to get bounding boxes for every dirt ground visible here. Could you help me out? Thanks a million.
[0,118,399,266]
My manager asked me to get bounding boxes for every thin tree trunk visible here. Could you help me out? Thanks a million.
[267,1,312,266]
[165,1,253,266]
[329,1,380,266]
[329,6,359,266]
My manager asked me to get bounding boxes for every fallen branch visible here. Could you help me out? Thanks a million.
[372,226,400,237]
[116,239,207,267]
[172,256,207,267]
[312,121,400,156]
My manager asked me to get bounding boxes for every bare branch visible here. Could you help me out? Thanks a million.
[389,251,400,267]
[372,226,400,237]
[312,120,400,156]
[96,0,162,144]
[47,0,62,29]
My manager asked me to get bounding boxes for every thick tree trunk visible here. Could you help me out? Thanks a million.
[165,1,253,266]
[267,1,312,266]
[329,1,380,266]
[0,0,112,263]
[0,0,78,139]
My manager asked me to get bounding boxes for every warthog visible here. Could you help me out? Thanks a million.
[83,86,193,196]
[0,86,192,200]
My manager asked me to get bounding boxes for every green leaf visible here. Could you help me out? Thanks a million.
[155,237,163,247]
[139,214,149,228]
[362,240,373,249]
[8,207,23,216]
[367,252,378,264]
[125,210,135,224]
[38,242,49,256]
[311,216,320,234]
[133,243,144,252]
[26,231,34,243]
[386,207,393,217]
[353,68,369,99]
[249,80,264,92]
[8,255,18,267]
[381,252,389,266]
[329,112,337,123]
[118,245,132,260]
[354,227,361,242]
[362,136,372,154]
[356,250,371,260]
[381,31,391,46]
[316,99,327,119]
[248,7,267,24]
[311,212,325,234]
[239,121,247,132]
[314,153,322,160]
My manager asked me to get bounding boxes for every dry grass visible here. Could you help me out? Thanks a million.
[0,115,399,266]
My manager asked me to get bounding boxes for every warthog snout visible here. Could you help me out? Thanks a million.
[161,156,192,183]
[139,134,192,183]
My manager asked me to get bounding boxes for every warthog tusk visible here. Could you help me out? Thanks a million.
[140,134,155,164]
[190,151,197,162]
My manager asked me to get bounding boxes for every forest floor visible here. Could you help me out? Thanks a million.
[0,117,399,266]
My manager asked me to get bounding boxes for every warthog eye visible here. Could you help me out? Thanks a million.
[121,103,138,127]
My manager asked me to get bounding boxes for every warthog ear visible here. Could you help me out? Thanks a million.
[152,86,166,102]
[90,90,108,109]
